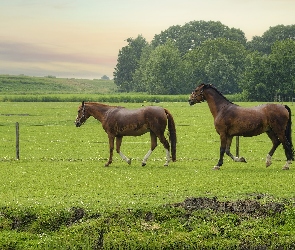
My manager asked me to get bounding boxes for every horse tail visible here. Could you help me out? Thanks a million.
[164,109,177,161]
[284,105,294,160]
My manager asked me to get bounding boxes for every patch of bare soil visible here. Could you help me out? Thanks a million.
[173,196,285,217]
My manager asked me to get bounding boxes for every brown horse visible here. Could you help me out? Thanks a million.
[188,83,294,170]
[75,101,176,166]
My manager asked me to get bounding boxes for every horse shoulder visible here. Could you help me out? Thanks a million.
[101,107,122,129]
[215,104,239,122]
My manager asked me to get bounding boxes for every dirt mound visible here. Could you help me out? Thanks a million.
[174,197,285,217]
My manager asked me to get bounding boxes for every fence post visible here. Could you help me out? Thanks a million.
[16,122,20,160]
[236,136,239,157]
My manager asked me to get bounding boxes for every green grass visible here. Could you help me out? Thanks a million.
[1,102,295,249]
[0,93,188,102]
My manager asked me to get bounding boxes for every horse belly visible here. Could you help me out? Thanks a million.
[232,123,267,137]
[241,129,265,137]
[118,125,150,136]
[125,128,150,136]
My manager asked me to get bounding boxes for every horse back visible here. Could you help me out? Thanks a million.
[110,106,166,121]
[103,106,167,136]
[263,104,290,128]
[214,103,289,136]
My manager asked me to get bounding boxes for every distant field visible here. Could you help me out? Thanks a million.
[0,74,117,94]
[0,74,189,102]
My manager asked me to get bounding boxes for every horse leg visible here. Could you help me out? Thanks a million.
[157,133,171,166]
[277,133,293,170]
[116,136,131,165]
[214,135,226,170]
[105,136,115,167]
[214,134,246,170]
[265,130,281,167]
[159,133,170,166]
[225,136,246,163]
[142,132,157,166]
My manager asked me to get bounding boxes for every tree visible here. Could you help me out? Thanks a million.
[241,52,274,101]
[143,40,185,94]
[205,55,237,93]
[132,45,153,92]
[101,75,110,80]
[152,20,247,55]
[113,35,148,92]
[113,21,294,98]
[184,38,247,94]
[247,24,295,54]
[268,39,295,99]
[242,40,295,101]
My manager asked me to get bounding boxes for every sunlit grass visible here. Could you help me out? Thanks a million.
[1,102,294,211]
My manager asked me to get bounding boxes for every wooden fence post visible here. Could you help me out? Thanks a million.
[236,136,239,157]
[16,122,20,160]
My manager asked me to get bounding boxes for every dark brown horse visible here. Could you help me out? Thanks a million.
[75,101,176,166]
[188,83,294,170]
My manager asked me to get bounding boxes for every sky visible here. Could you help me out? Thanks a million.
[0,0,294,80]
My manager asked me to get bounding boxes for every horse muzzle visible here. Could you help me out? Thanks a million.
[75,121,82,127]
[188,99,196,106]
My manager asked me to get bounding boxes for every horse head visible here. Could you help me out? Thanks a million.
[188,83,206,105]
[75,101,89,127]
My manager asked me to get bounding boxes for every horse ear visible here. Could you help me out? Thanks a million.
[82,101,85,107]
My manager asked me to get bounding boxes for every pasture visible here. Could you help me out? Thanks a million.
[1,101,295,249]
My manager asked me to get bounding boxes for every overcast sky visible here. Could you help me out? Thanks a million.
[0,0,294,79]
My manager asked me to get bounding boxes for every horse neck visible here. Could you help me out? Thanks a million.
[86,103,113,122]
[204,88,232,118]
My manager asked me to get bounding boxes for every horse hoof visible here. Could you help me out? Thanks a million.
[266,154,272,167]
[213,166,220,170]
[240,157,247,163]
[142,162,146,166]
[127,159,131,165]
[282,166,290,170]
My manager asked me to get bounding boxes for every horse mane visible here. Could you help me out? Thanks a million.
[204,84,235,105]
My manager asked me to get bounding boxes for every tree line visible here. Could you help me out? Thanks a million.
[113,20,295,101]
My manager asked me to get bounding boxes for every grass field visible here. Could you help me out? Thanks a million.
[1,101,295,248]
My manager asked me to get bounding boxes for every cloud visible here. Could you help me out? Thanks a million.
[0,40,116,78]
[0,40,116,65]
